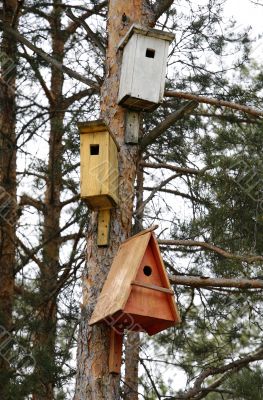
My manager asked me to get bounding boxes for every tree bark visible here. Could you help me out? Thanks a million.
[0,0,18,396]
[74,1,155,399]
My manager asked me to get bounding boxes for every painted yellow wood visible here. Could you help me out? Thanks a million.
[79,120,119,210]
[97,209,111,246]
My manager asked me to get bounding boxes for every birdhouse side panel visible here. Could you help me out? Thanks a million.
[150,235,181,323]
[80,132,111,204]
[158,41,171,100]
[131,35,167,104]
[89,233,151,325]
[118,34,137,104]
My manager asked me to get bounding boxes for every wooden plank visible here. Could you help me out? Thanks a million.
[109,329,123,374]
[131,280,174,294]
[125,111,140,144]
[118,24,175,51]
[108,135,119,205]
[97,209,111,246]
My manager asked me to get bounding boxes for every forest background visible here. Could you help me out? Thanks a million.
[1,0,263,399]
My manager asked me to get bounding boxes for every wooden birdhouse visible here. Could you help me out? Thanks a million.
[78,120,119,210]
[89,228,181,373]
[117,24,175,111]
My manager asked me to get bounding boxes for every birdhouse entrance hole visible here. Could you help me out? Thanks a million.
[143,265,152,276]
[90,144,100,155]
[145,48,155,58]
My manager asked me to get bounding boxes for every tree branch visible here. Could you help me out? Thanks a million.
[65,1,108,35]
[62,89,96,109]
[180,346,263,399]
[169,274,263,289]
[19,47,55,105]
[140,161,206,175]
[19,194,45,213]
[164,91,263,118]
[159,239,263,263]
[153,0,174,21]
[0,21,100,90]
[66,8,106,55]
[140,100,199,150]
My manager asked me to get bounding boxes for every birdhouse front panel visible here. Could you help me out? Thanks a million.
[79,120,118,210]
[118,25,175,111]
[124,244,175,323]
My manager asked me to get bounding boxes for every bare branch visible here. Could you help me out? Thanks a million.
[66,8,106,55]
[159,239,263,263]
[164,91,263,118]
[19,47,55,105]
[143,187,211,206]
[17,237,45,270]
[19,194,45,212]
[141,161,205,175]
[169,274,263,289]
[0,21,100,90]
[140,100,198,150]
[153,0,174,21]
[180,346,263,399]
[65,1,108,35]
[62,89,96,109]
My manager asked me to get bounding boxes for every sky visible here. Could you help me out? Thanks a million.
[225,0,263,59]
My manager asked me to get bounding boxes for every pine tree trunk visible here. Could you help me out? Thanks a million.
[32,1,65,398]
[124,332,140,400]
[74,1,154,398]
[0,0,17,396]
[124,164,144,400]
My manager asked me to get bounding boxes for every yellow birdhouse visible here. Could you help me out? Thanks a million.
[78,120,119,210]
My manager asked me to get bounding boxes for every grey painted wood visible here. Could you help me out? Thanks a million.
[118,24,175,111]
[125,111,140,144]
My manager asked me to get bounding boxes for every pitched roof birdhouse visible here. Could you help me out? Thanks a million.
[78,120,119,210]
[90,227,180,331]
[117,24,175,111]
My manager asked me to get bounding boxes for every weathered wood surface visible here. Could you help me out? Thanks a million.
[79,121,118,209]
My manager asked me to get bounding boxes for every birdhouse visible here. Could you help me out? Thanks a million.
[89,228,181,372]
[117,24,175,111]
[78,120,119,210]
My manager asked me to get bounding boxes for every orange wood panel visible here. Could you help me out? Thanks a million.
[109,329,123,374]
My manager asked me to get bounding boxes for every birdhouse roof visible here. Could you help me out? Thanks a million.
[118,24,175,50]
[89,228,180,326]
[78,119,120,151]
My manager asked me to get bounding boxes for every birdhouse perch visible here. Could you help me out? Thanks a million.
[89,228,181,373]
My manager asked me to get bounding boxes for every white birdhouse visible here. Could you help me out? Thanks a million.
[118,24,175,112]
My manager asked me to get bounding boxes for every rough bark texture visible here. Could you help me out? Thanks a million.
[32,1,64,399]
[0,0,17,396]
[74,1,155,399]
[124,332,140,400]
[123,159,144,400]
